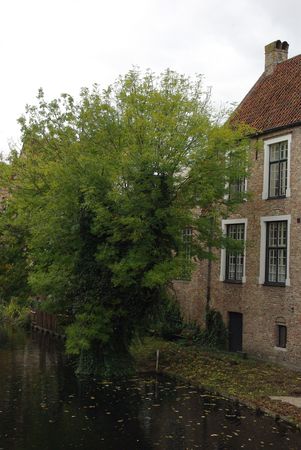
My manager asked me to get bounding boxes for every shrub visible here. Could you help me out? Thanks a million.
[149,297,184,339]
[194,308,228,350]
[2,297,30,328]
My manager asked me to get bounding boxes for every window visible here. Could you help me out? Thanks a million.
[177,227,192,280]
[182,227,192,261]
[276,324,287,348]
[259,215,291,286]
[226,224,245,282]
[269,141,287,197]
[262,134,291,200]
[266,221,287,284]
[220,219,247,283]
[229,178,247,200]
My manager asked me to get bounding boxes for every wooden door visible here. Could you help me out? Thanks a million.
[228,312,243,352]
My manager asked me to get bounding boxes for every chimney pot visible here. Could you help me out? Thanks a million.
[265,40,289,75]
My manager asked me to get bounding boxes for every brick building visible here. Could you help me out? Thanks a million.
[174,40,301,368]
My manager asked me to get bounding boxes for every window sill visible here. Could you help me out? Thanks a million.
[224,280,243,285]
[274,346,287,352]
[263,282,286,287]
[266,195,287,200]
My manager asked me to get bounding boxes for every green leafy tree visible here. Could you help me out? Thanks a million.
[0,70,250,376]
[0,163,30,304]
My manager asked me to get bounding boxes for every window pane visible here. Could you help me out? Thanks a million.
[270,141,288,161]
[268,222,278,247]
[278,249,286,282]
[268,249,277,282]
[269,163,279,197]
[229,178,246,198]
[228,225,236,239]
[228,252,236,280]
[279,141,288,159]
[279,161,287,196]
[278,222,287,247]
[228,223,244,241]
[269,143,280,161]
[237,224,244,240]
[236,254,244,281]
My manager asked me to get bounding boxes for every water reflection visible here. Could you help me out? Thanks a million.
[0,327,300,450]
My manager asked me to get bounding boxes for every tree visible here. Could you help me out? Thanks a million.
[0,69,250,376]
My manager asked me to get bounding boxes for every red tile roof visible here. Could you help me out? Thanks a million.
[231,55,301,132]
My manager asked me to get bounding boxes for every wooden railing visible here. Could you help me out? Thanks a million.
[30,309,71,337]
[31,310,58,333]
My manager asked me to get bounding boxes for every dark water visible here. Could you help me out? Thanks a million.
[0,328,301,450]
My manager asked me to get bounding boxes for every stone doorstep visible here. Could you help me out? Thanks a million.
[270,396,301,408]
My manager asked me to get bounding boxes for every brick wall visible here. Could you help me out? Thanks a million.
[175,126,301,368]
[172,260,207,326]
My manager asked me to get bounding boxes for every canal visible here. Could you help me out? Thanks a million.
[0,326,301,450]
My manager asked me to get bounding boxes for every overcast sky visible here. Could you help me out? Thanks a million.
[1,0,300,155]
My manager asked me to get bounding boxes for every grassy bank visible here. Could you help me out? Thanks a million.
[131,337,301,426]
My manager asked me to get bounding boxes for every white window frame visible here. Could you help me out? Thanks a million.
[244,178,248,195]
[262,134,291,200]
[220,218,247,283]
[259,215,291,286]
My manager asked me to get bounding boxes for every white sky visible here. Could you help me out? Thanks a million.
[1,0,301,155]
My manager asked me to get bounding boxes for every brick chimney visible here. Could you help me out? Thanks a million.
[265,40,289,75]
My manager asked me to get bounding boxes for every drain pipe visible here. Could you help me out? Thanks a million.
[206,217,214,314]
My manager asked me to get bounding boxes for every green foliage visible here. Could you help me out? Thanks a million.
[0,326,9,347]
[149,301,228,349]
[0,69,250,375]
[0,184,30,304]
[149,296,184,339]
[65,306,113,355]
[179,321,204,342]
[1,298,30,327]
[0,303,4,321]
[162,309,229,350]
[201,308,228,350]
[32,296,63,314]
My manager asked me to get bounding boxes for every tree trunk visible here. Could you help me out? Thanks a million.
[75,332,134,378]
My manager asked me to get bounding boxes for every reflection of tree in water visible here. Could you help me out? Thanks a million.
[73,377,153,450]
[0,325,25,348]
[137,377,216,449]
[0,329,152,450]
[0,329,66,450]
[0,326,9,347]
[0,331,301,450]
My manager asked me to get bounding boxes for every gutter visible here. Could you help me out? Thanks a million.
[250,121,301,138]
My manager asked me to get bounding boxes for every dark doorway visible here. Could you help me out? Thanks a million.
[228,312,243,352]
